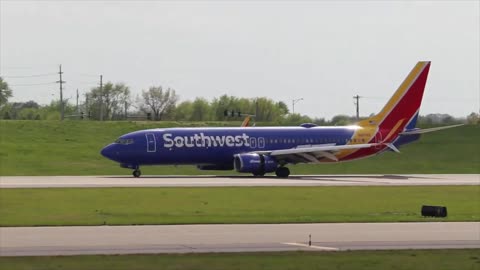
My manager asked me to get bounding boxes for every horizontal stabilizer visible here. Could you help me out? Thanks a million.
[385,143,401,153]
[400,124,464,135]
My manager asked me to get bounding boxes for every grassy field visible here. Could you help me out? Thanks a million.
[0,186,477,226]
[0,120,478,175]
[1,250,479,270]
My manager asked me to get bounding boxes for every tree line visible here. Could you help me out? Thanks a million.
[0,77,478,125]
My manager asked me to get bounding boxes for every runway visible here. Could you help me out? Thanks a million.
[1,174,478,188]
[1,222,478,256]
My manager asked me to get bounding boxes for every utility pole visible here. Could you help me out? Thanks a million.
[76,89,79,116]
[255,98,259,121]
[124,100,128,120]
[99,75,103,121]
[56,65,66,120]
[85,93,89,119]
[353,95,361,120]
[292,98,303,114]
[124,88,128,120]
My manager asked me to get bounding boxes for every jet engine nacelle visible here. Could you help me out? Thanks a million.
[234,153,278,174]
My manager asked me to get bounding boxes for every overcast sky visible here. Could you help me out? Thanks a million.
[1,1,478,119]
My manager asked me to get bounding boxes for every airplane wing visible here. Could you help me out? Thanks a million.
[254,143,377,163]
[399,124,464,135]
[250,124,464,163]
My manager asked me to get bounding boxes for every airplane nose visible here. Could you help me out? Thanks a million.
[101,144,116,161]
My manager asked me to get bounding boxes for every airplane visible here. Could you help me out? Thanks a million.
[101,61,462,178]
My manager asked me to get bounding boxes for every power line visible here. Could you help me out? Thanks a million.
[1,73,57,78]
[68,81,100,85]
[360,96,386,100]
[9,82,57,86]
[78,73,100,78]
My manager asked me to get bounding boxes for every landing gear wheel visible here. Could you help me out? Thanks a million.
[275,167,290,178]
[133,170,141,178]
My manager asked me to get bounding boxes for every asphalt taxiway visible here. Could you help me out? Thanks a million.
[1,174,478,188]
[1,222,478,256]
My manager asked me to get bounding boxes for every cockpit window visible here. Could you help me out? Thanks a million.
[115,138,134,145]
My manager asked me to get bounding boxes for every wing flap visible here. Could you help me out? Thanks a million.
[268,143,374,156]
[254,143,376,163]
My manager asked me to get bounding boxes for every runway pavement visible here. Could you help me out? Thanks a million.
[1,174,478,188]
[1,222,479,256]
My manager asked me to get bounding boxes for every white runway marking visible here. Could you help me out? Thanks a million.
[282,242,340,251]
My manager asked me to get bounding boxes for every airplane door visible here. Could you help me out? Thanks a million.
[258,137,265,148]
[250,137,257,148]
[146,133,156,152]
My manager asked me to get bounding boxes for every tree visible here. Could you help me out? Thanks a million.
[174,101,193,121]
[281,113,313,125]
[0,100,75,120]
[85,82,130,120]
[211,95,239,120]
[140,86,178,120]
[1,101,39,119]
[312,117,327,126]
[276,101,289,115]
[0,77,13,106]
[190,98,211,121]
[466,112,479,125]
[100,82,130,120]
[255,97,284,122]
[330,114,353,126]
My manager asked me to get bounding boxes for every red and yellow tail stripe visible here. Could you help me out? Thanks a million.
[334,61,431,162]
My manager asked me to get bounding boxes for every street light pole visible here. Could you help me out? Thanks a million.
[292,98,303,114]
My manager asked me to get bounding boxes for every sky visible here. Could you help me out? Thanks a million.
[1,1,479,119]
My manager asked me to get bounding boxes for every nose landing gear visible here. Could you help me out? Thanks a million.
[133,169,141,178]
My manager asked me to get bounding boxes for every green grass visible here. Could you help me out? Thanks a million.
[0,186,478,226]
[1,250,479,270]
[0,120,478,175]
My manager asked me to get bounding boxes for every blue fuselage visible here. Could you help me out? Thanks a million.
[100,126,419,169]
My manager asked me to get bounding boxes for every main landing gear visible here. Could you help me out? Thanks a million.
[133,169,141,178]
[275,167,290,178]
[251,167,290,178]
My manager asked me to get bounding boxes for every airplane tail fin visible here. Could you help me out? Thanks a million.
[358,61,431,135]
